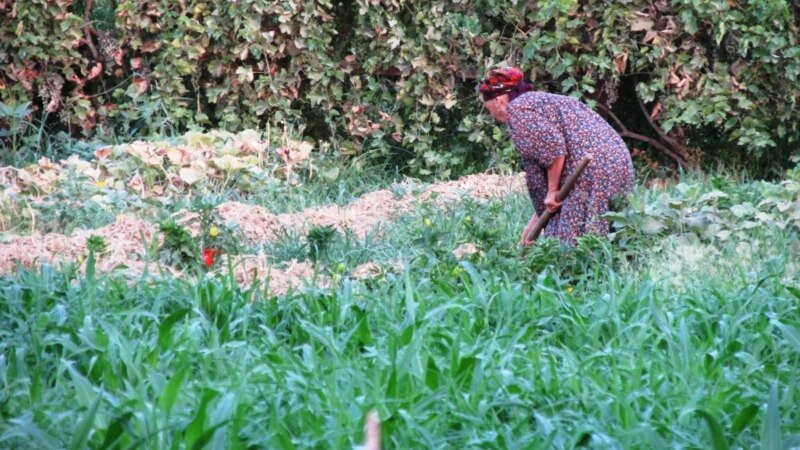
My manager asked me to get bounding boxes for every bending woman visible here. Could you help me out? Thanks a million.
[478,67,634,246]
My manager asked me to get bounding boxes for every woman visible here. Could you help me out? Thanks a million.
[478,67,634,246]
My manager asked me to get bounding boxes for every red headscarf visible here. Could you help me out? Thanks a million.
[478,67,531,101]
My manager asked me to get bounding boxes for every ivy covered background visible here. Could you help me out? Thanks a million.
[2,0,799,176]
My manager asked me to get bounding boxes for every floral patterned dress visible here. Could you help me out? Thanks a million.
[507,92,634,243]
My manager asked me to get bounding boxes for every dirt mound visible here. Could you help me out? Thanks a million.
[0,215,156,273]
[217,255,403,297]
[216,173,525,245]
[0,173,525,295]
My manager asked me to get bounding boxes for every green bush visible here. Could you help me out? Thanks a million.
[2,1,799,175]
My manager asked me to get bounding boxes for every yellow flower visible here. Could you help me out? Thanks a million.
[95,180,106,188]
[565,286,573,294]
[423,218,433,227]
[209,226,219,237]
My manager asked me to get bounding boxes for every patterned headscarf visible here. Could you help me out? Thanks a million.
[478,67,531,101]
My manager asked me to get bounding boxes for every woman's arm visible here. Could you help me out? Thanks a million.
[544,156,565,213]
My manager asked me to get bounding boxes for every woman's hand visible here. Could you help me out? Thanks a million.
[544,191,563,213]
[519,213,539,247]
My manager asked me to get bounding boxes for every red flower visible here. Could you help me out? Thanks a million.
[202,248,219,267]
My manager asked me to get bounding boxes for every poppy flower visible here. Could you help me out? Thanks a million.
[202,248,219,267]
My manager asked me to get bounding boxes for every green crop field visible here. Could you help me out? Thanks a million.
[1,132,799,449]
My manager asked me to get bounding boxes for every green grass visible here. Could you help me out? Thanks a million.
[2,172,800,449]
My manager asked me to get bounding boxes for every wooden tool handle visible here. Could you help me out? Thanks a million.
[524,155,593,243]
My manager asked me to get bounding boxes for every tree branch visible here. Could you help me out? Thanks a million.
[636,93,692,161]
[597,102,689,170]
[83,0,99,61]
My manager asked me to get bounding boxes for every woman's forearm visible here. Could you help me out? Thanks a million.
[547,156,565,193]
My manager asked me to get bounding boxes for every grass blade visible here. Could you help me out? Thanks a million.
[771,320,800,355]
[695,410,730,450]
[68,395,102,450]
[761,382,782,450]
[730,404,759,436]
[158,363,189,416]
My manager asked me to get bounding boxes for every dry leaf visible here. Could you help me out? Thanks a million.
[631,17,654,32]
[452,243,482,260]
[613,52,628,74]
[649,102,663,120]
[179,167,205,185]
[87,63,103,81]
[94,147,112,159]
[443,94,457,109]
[132,77,149,96]
[141,40,161,53]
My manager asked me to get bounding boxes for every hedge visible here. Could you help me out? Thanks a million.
[2,0,799,175]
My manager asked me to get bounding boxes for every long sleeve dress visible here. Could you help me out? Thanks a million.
[507,92,634,243]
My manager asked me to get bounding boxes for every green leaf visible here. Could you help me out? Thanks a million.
[785,286,800,300]
[158,308,190,350]
[425,356,440,390]
[770,320,800,355]
[730,404,759,436]
[97,412,133,450]
[695,410,730,450]
[158,364,189,416]
[68,395,102,450]
[761,382,782,450]
[185,389,220,450]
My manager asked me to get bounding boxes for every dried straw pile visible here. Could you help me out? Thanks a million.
[0,173,525,295]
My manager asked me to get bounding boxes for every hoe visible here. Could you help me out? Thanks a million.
[522,154,593,247]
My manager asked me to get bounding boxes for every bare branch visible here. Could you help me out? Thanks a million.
[597,102,689,170]
[636,93,692,161]
[83,0,100,61]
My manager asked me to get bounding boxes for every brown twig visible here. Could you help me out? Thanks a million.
[636,94,692,162]
[596,102,689,170]
[83,0,100,61]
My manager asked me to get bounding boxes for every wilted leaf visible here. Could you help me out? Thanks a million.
[184,131,217,147]
[443,94,457,109]
[166,148,190,166]
[453,243,482,260]
[278,141,313,165]
[235,66,254,83]
[642,216,666,234]
[87,63,103,81]
[131,77,149,97]
[94,148,112,160]
[631,17,654,32]
[211,155,254,172]
[128,172,145,192]
[235,130,268,154]
[613,52,628,74]
[179,167,206,185]
[322,167,340,180]
[141,40,161,53]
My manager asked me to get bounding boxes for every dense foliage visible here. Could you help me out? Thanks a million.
[2,0,800,174]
